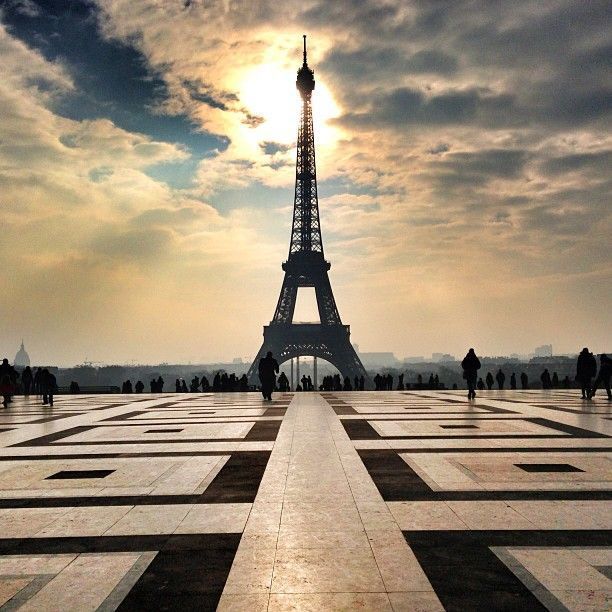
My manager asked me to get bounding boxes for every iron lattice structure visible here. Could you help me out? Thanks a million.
[247,36,369,387]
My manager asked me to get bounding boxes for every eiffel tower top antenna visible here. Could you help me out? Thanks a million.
[303,34,307,65]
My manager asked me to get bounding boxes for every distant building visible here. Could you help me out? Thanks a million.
[403,356,425,364]
[232,357,244,364]
[534,344,553,357]
[432,353,455,362]
[14,340,30,367]
[358,352,399,367]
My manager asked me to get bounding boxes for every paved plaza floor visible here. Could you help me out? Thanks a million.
[0,390,610,611]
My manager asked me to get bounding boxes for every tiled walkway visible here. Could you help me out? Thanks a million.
[0,390,609,610]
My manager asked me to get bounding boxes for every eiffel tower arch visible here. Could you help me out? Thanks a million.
[247,36,369,388]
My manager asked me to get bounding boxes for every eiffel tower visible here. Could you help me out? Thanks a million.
[247,36,369,388]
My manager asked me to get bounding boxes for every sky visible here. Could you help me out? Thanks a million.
[0,0,610,367]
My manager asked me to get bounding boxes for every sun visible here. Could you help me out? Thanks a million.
[239,63,341,149]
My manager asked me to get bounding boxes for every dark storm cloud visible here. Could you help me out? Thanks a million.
[426,149,529,190]
[321,46,457,82]
[540,151,612,176]
[338,86,516,128]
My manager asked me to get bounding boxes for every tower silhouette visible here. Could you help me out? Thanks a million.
[247,36,369,387]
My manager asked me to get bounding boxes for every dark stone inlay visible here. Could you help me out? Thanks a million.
[341,420,381,439]
[526,417,608,438]
[333,406,358,415]
[404,530,612,612]
[102,410,149,421]
[244,420,281,441]
[0,534,240,612]
[12,425,95,447]
[595,565,612,580]
[357,449,430,499]
[145,429,184,433]
[200,451,270,503]
[515,463,585,473]
[440,424,479,429]
[263,407,287,417]
[46,469,115,480]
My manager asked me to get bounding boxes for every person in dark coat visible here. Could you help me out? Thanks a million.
[1,375,14,408]
[589,354,612,400]
[21,366,33,395]
[461,348,481,399]
[258,351,279,400]
[510,373,517,390]
[576,347,597,399]
[485,372,494,390]
[540,369,552,390]
[157,376,164,393]
[495,369,506,390]
[41,369,56,406]
[135,380,144,393]
[551,372,559,388]
[520,372,528,390]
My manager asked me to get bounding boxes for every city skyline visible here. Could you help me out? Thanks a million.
[1,1,610,367]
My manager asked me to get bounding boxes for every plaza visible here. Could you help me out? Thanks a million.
[0,390,609,610]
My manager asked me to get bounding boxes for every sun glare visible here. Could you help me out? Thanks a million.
[239,63,341,149]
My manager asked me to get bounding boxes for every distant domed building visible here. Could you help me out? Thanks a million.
[14,340,30,367]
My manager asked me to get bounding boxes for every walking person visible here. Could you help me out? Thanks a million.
[21,366,33,395]
[576,347,597,399]
[589,354,612,401]
[461,348,481,400]
[510,373,517,390]
[258,351,279,401]
[1,375,14,408]
[41,368,56,407]
[520,372,529,390]
[485,372,494,390]
[495,368,506,390]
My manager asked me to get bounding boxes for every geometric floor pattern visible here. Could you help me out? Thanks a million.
[0,390,609,610]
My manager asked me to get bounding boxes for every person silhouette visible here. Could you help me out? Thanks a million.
[135,380,144,393]
[486,372,494,390]
[125,380,133,393]
[477,378,485,390]
[551,372,559,388]
[461,348,481,399]
[201,375,210,392]
[540,368,552,390]
[343,377,352,391]
[562,375,571,389]
[150,379,156,393]
[181,379,188,393]
[175,378,181,393]
[41,368,56,406]
[510,373,517,390]
[589,354,612,400]
[22,366,33,395]
[34,367,43,395]
[520,372,528,390]
[157,376,164,393]
[258,351,279,400]
[495,369,505,390]
[417,374,423,387]
[1,375,14,407]
[397,373,405,390]
[576,347,597,399]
